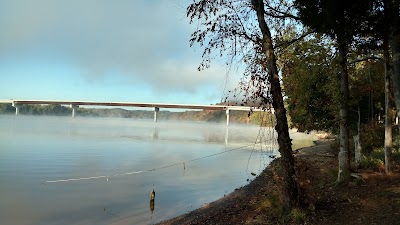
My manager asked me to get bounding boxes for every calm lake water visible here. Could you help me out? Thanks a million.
[0,115,315,225]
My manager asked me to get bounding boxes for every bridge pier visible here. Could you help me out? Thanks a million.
[226,109,230,126]
[70,104,79,118]
[154,107,160,122]
[12,103,22,115]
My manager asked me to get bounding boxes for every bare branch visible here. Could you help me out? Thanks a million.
[275,30,314,49]
[264,2,301,21]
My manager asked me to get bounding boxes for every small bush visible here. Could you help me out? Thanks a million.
[369,147,385,161]
[394,149,400,162]
[291,208,307,224]
[360,122,385,154]
[394,133,400,151]
[267,194,285,216]
[359,147,400,170]
[260,199,273,209]
[359,154,384,170]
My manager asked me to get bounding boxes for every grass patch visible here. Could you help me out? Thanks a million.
[291,208,307,224]
[261,194,285,216]
[259,194,310,224]
[259,198,273,209]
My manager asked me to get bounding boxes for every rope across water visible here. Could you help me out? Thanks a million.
[44,142,267,184]
[44,130,298,184]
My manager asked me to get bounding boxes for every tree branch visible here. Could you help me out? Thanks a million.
[264,3,301,21]
[348,55,383,64]
[275,30,315,49]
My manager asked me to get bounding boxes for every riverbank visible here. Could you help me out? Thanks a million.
[158,138,400,225]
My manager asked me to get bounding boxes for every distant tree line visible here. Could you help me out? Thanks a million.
[0,103,273,125]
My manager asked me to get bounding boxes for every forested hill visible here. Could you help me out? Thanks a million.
[0,103,271,125]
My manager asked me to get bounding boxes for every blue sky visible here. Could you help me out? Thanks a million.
[0,0,241,105]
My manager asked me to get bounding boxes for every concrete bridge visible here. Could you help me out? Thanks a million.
[0,99,270,125]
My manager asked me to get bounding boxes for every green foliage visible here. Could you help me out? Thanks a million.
[295,0,373,42]
[290,208,307,224]
[244,111,275,127]
[259,192,308,223]
[281,35,339,132]
[8,104,72,116]
[360,122,385,154]
[292,0,388,134]
[360,147,400,170]
[0,103,14,114]
[281,33,387,134]
[369,147,400,162]
[349,61,386,124]
[369,148,385,161]
[260,193,285,217]
[394,132,400,151]
[360,154,384,170]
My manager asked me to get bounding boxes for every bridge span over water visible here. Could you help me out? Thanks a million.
[0,99,270,125]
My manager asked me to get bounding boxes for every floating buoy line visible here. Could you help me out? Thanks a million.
[43,141,275,184]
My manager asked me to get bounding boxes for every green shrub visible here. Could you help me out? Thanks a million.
[360,122,385,154]
[394,133,400,151]
[259,193,285,216]
[369,147,385,161]
[360,154,384,170]
[291,208,307,224]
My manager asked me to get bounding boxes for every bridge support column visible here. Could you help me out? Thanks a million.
[154,107,160,123]
[70,105,79,118]
[12,103,22,115]
[226,109,230,126]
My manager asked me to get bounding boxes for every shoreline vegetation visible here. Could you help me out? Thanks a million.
[157,137,400,225]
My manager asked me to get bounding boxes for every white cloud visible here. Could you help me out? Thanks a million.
[0,0,232,96]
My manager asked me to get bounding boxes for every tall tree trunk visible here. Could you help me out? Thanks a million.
[384,38,393,174]
[388,0,400,124]
[337,38,350,182]
[251,0,299,209]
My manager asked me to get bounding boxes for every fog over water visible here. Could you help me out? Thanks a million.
[0,115,315,225]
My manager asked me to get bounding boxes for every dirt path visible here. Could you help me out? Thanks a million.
[157,139,400,225]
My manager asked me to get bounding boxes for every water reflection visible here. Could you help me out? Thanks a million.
[150,189,155,223]
[150,198,155,213]
[150,189,155,206]
[9,115,285,147]
[153,125,159,140]
[225,126,229,146]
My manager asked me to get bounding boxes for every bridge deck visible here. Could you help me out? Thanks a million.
[0,99,265,111]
